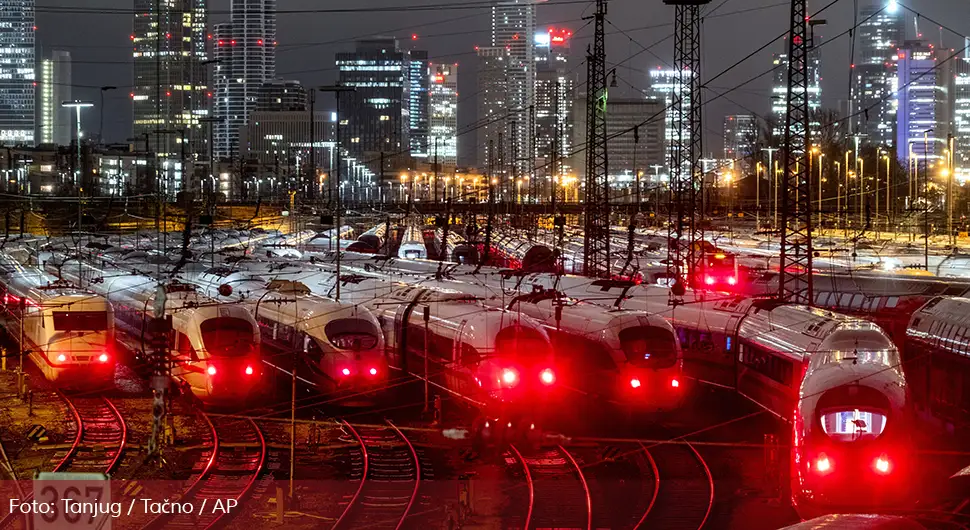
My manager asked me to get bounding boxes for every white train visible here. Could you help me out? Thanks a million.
[307,251,911,513]
[0,253,115,386]
[184,264,387,404]
[315,254,685,412]
[221,258,556,422]
[397,225,427,259]
[42,251,264,404]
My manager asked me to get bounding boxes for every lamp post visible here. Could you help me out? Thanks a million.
[924,128,933,270]
[762,147,778,230]
[834,161,841,230]
[62,100,93,228]
[948,134,956,247]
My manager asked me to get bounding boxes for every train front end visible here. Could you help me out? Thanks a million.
[608,312,684,411]
[792,323,911,516]
[307,305,386,405]
[42,295,116,385]
[175,304,263,405]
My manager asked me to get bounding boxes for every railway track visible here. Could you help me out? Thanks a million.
[144,413,266,530]
[508,444,592,530]
[0,393,127,529]
[637,439,714,530]
[335,420,420,530]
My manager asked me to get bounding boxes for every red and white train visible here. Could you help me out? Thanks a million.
[0,253,115,386]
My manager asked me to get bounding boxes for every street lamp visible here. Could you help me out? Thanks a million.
[62,100,94,187]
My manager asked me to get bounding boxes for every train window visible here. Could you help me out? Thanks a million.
[200,318,255,356]
[886,297,899,309]
[458,343,480,366]
[739,342,793,386]
[619,327,677,369]
[176,332,200,362]
[52,311,108,332]
[850,294,865,309]
[494,326,551,363]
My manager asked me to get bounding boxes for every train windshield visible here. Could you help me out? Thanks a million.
[619,326,679,369]
[820,409,888,442]
[53,311,109,332]
[494,326,551,363]
[200,318,256,356]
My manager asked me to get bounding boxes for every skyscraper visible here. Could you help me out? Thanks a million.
[407,50,430,159]
[897,41,947,164]
[211,0,277,159]
[0,0,35,145]
[256,79,307,112]
[770,46,821,140]
[535,28,574,176]
[478,0,535,175]
[953,41,970,181]
[336,38,409,161]
[429,63,458,167]
[132,0,207,157]
[851,0,905,147]
[723,114,758,163]
[649,67,692,171]
[37,50,71,145]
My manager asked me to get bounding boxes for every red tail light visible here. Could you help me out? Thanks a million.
[874,454,891,474]
[207,365,216,376]
[727,276,737,286]
[815,454,832,473]
[501,368,519,387]
[704,275,715,285]
[341,368,351,376]
[539,368,555,385]
[57,354,67,363]
[245,366,253,375]
[368,367,378,376]
[671,378,680,388]
[630,378,641,389]
[98,353,109,363]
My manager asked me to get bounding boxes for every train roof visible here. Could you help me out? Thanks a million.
[911,296,970,326]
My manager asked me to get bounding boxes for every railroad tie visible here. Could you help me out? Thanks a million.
[122,480,144,498]
[26,425,48,443]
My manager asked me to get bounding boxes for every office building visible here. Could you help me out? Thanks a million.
[38,50,71,145]
[649,67,693,171]
[723,114,758,163]
[336,38,408,165]
[132,0,208,157]
[239,110,335,168]
[770,45,822,140]
[897,41,948,164]
[256,79,307,112]
[0,0,35,145]
[851,0,905,146]
[211,0,277,159]
[535,28,574,175]
[477,0,535,175]
[576,98,665,179]
[407,50,430,159]
[953,41,970,182]
[429,63,458,167]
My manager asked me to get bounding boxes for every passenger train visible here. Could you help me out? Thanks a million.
[308,251,685,412]
[0,253,115,386]
[397,225,427,259]
[42,251,264,404]
[307,250,911,513]
[215,258,556,424]
[183,264,388,403]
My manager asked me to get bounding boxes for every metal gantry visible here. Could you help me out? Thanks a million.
[664,0,709,297]
[779,0,813,304]
[583,0,611,278]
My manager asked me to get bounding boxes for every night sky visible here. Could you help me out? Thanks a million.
[38,0,969,165]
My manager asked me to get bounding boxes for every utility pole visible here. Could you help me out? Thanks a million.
[778,3,823,304]
[147,285,172,463]
[309,88,316,203]
[664,0,709,296]
[483,139,495,265]
[583,0,612,278]
[318,86,356,301]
